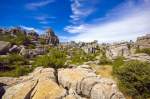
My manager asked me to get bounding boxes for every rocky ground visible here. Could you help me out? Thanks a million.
[0,65,125,99]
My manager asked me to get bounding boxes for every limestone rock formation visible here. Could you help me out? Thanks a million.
[1,67,66,99]
[41,28,59,46]
[136,34,150,49]
[58,67,125,99]
[0,66,125,99]
[106,42,131,59]
[0,41,11,55]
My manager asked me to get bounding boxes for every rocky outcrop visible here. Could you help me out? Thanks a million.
[0,66,125,99]
[136,34,150,49]
[41,28,59,46]
[0,41,11,55]
[58,66,125,99]
[106,42,131,59]
[126,53,150,62]
[1,67,66,99]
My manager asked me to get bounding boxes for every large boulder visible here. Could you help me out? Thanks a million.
[0,41,11,55]
[2,80,37,99]
[2,67,66,99]
[90,78,125,99]
[58,67,96,93]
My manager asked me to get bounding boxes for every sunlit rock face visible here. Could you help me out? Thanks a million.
[106,42,131,60]
[0,41,11,55]
[0,66,125,99]
[136,34,150,49]
[42,28,59,46]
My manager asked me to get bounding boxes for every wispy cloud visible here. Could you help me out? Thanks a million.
[20,26,44,34]
[65,0,150,42]
[25,0,55,10]
[35,15,56,24]
[70,0,97,24]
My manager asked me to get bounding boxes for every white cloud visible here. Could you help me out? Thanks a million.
[25,0,54,10]
[35,15,56,24]
[20,26,44,34]
[70,0,96,23]
[65,0,150,43]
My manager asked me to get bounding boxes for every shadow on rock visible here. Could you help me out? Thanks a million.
[0,83,7,99]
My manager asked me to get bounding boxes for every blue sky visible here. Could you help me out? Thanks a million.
[0,0,150,42]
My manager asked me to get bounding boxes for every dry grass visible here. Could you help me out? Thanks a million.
[95,65,113,79]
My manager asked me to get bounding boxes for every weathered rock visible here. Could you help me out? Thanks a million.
[126,53,150,62]
[106,42,131,59]
[2,67,66,99]
[31,79,66,99]
[90,78,125,99]
[40,28,59,46]
[1,66,125,99]
[19,46,28,56]
[136,34,150,49]
[2,80,37,99]
[9,45,20,53]
[80,76,100,97]
[58,67,96,93]
[0,41,11,55]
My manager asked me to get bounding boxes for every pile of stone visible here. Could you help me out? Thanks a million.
[0,66,125,99]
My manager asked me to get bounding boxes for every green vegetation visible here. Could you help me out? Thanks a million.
[0,54,32,77]
[27,44,36,49]
[136,48,150,55]
[68,48,98,65]
[98,48,112,65]
[0,32,30,45]
[112,56,125,74]
[113,60,150,99]
[34,48,67,69]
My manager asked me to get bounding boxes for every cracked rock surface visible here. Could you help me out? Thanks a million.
[0,66,125,99]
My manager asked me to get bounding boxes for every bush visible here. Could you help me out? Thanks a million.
[0,54,30,77]
[99,49,112,65]
[27,44,36,49]
[34,48,66,69]
[136,48,150,55]
[99,56,112,65]
[15,65,32,77]
[112,56,125,74]
[115,60,150,98]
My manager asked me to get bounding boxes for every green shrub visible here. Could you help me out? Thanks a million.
[0,54,30,77]
[112,56,125,74]
[15,65,32,77]
[115,60,150,99]
[136,48,150,55]
[34,48,66,69]
[99,56,112,65]
[98,49,112,65]
[27,44,36,49]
